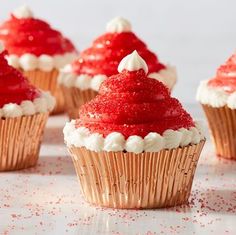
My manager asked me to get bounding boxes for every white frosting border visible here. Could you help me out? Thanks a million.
[58,64,177,91]
[196,80,236,109]
[63,120,205,154]
[0,91,56,118]
[5,52,78,72]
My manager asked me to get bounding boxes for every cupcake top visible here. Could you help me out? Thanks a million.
[59,17,177,91]
[197,52,236,109]
[0,51,55,118]
[64,51,203,153]
[0,5,77,71]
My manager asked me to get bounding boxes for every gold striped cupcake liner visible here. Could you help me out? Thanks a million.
[0,113,48,171]
[68,140,205,209]
[61,86,98,120]
[202,104,236,160]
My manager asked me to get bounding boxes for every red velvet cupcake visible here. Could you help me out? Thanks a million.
[64,51,204,209]
[59,17,177,119]
[0,50,55,171]
[0,6,77,114]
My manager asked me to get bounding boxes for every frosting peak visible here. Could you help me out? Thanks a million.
[106,17,132,33]
[12,5,33,19]
[118,50,148,74]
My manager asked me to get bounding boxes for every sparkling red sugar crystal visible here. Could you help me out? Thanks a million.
[76,69,194,138]
[208,53,236,93]
[0,15,75,56]
[72,32,165,76]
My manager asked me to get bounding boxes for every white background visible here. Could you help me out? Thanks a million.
[1,0,236,103]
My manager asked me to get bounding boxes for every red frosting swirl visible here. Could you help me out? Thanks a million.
[76,69,194,138]
[72,32,165,77]
[0,52,40,108]
[208,53,236,93]
[0,15,76,56]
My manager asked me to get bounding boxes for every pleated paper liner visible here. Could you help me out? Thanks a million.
[68,140,205,209]
[0,113,48,171]
[61,86,98,119]
[202,104,236,160]
[23,69,64,115]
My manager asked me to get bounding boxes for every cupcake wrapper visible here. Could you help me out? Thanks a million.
[23,69,64,115]
[202,104,236,160]
[61,86,98,119]
[0,113,48,171]
[68,140,205,209]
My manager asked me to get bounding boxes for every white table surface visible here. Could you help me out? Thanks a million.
[0,105,236,235]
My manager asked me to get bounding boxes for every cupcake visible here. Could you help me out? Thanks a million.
[0,51,55,171]
[197,53,236,160]
[63,51,205,209]
[0,5,77,114]
[59,17,177,119]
